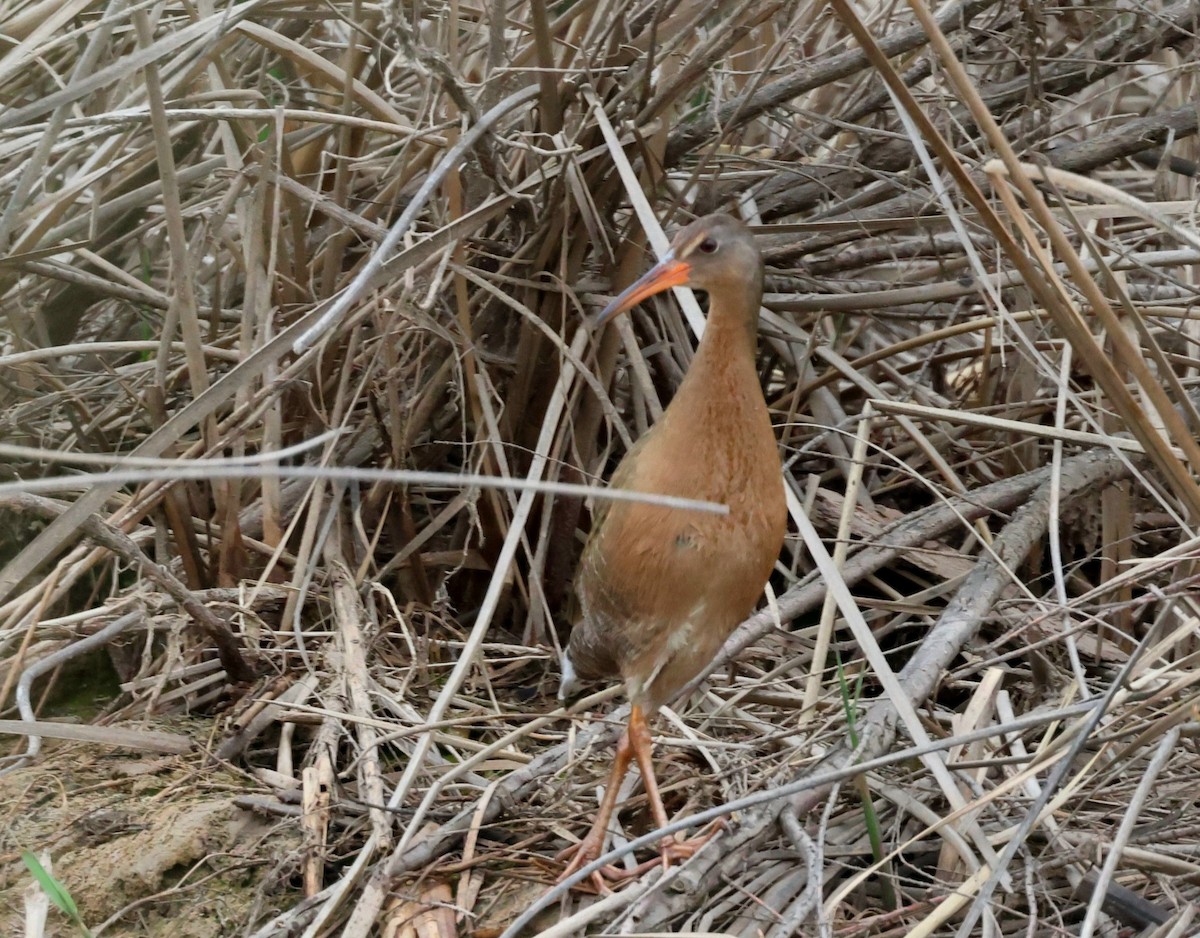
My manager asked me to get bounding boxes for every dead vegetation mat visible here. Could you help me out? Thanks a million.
[2,0,1200,935]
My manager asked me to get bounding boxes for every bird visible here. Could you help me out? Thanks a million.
[558,213,787,885]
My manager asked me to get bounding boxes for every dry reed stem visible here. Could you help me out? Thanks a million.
[1,0,1199,934]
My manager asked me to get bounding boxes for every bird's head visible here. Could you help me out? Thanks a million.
[595,214,763,327]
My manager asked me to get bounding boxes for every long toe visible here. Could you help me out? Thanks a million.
[556,837,630,893]
[659,818,726,870]
[556,837,598,880]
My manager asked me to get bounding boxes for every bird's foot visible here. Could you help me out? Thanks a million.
[657,818,726,871]
[555,835,632,893]
[555,818,726,890]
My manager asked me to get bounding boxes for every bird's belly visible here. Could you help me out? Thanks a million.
[575,494,781,708]
[623,609,731,711]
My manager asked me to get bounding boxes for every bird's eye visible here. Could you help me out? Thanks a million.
[698,237,718,254]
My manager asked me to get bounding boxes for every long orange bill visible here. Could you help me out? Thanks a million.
[595,252,692,327]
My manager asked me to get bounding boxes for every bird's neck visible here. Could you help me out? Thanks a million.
[678,288,763,399]
[626,286,775,503]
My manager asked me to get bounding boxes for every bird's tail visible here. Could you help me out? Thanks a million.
[558,648,583,702]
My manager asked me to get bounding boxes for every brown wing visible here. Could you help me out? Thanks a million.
[566,379,786,702]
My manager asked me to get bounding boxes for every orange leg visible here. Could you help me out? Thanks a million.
[557,720,636,890]
[558,705,722,889]
[627,704,723,869]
